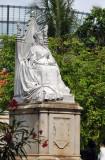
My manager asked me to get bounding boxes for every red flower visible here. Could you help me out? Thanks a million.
[0,80,7,86]
[3,132,12,144]
[39,130,43,135]
[42,140,48,148]
[32,132,37,139]
[8,99,18,110]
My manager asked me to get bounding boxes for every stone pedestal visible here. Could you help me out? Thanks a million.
[9,102,82,160]
[0,111,9,123]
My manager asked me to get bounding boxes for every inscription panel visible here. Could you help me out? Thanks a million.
[49,114,74,155]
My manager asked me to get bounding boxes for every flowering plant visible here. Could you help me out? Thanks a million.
[0,68,14,111]
[8,98,18,110]
[0,119,48,160]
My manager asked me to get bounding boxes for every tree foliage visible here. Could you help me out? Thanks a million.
[49,36,105,149]
[76,7,105,47]
[74,7,105,148]
[0,36,15,111]
[42,0,74,36]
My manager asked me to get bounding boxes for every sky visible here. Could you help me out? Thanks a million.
[73,0,105,12]
[0,0,105,12]
[0,0,34,6]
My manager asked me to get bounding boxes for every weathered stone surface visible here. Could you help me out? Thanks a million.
[16,155,81,160]
[0,111,9,123]
[10,102,82,160]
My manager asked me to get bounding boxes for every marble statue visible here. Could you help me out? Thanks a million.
[14,14,74,103]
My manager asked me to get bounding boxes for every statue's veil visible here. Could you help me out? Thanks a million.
[14,13,47,97]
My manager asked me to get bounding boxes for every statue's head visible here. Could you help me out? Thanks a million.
[33,31,44,45]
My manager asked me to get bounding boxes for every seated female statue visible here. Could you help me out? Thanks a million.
[14,30,72,103]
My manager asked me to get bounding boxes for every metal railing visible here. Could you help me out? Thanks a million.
[0,5,45,35]
[0,5,89,35]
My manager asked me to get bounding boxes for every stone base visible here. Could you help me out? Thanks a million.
[16,154,81,160]
[10,102,82,160]
[0,111,9,123]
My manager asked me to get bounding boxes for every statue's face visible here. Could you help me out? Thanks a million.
[38,33,43,45]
